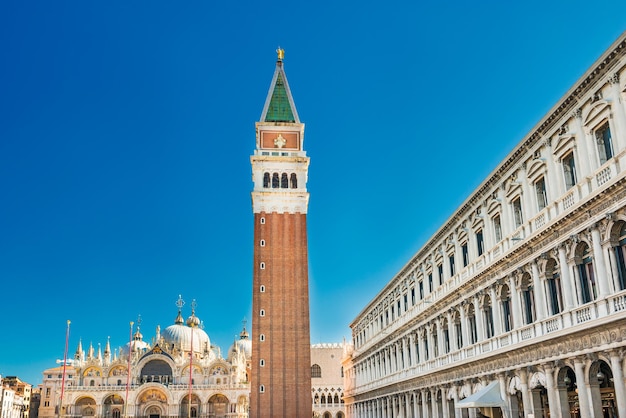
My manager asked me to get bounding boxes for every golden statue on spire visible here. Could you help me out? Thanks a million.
[276,47,285,61]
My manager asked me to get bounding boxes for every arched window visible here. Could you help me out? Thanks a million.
[546,258,564,315]
[334,394,340,404]
[311,364,321,378]
[112,410,120,418]
[191,407,197,418]
[117,379,122,386]
[89,380,95,387]
[272,173,279,188]
[577,243,597,304]
[290,173,297,188]
[281,173,288,188]
[321,394,326,404]
[263,172,270,188]
[613,222,626,291]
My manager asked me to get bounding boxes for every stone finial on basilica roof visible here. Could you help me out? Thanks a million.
[75,339,83,360]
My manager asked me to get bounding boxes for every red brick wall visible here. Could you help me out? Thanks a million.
[250,212,312,418]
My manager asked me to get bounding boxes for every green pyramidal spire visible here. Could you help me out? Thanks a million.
[260,48,300,123]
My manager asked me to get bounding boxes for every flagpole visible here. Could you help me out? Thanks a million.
[188,315,194,418]
[59,320,70,418]
[125,321,134,418]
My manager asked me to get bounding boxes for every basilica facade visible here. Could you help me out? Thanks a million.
[36,305,347,418]
[343,32,626,417]
[38,306,251,418]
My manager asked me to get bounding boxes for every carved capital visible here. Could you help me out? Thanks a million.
[573,108,583,119]
[608,73,620,85]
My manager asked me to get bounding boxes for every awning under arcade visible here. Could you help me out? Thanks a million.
[456,381,504,409]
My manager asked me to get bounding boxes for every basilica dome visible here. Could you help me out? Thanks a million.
[122,328,151,355]
[162,310,210,353]
[228,326,252,360]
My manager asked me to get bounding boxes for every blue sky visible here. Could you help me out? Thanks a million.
[1,1,625,385]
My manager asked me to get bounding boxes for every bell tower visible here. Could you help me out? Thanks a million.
[250,49,312,418]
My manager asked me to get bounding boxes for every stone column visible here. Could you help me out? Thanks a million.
[490,285,503,336]
[401,337,408,370]
[544,138,559,208]
[412,391,419,418]
[446,310,457,352]
[473,295,485,342]
[431,389,439,418]
[508,274,523,329]
[518,368,533,417]
[418,329,426,364]
[609,350,626,418]
[459,302,469,349]
[409,333,416,367]
[497,373,511,418]
[543,363,561,418]
[574,357,592,418]
[436,317,445,356]
[590,225,611,300]
[531,260,547,321]
[441,387,450,418]
[421,390,429,418]
[426,325,434,360]
[608,73,626,150]
[451,385,462,418]
[573,108,593,176]
[558,244,576,311]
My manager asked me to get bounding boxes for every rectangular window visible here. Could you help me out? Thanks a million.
[437,264,443,285]
[462,243,469,267]
[403,294,408,312]
[523,289,535,324]
[513,197,523,228]
[428,273,433,292]
[535,177,547,210]
[469,316,478,344]
[485,307,494,338]
[411,288,416,305]
[595,122,613,164]
[502,300,512,332]
[455,322,463,348]
[418,280,424,299]
[476,230,484,256]
[449,254,456,276]
[548,275,563,315]
[493,215,502,242]
[563,152,577,190]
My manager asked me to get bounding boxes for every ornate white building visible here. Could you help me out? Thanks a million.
[38,302,251,418]
[343,32,626,417]
[311,343,347,418]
